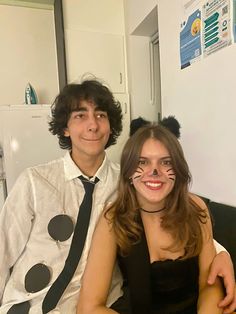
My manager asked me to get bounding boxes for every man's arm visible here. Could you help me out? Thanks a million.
[197,203,224,313]
[209,240,236,313]
[0,170,34,302]
[214,240,228,254]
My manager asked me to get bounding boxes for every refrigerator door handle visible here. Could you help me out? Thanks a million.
[0,178,7,201]
[0,149,7,201]
[124,102,127,114]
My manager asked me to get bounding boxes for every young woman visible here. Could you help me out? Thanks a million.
[77,124,223,314]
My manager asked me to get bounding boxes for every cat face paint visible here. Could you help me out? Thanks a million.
[131,138,176,210]
[152,169,158,176]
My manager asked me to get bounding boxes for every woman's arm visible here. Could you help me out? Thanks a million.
[194,196,224,313]
[77,213,119,314]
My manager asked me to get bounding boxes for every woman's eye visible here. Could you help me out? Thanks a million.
[161,160,172,166]
[138,159,147,165]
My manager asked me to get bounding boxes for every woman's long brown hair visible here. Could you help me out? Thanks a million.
[105,125,207,259]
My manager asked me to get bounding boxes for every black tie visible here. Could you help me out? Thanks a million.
[42,176,99,313]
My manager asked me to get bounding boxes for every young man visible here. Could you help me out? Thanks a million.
[0,80,235,314]
[0,80,123,313]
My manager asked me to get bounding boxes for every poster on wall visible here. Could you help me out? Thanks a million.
[203,0,232,56]
[180,8,202,68]
[180,0,235,69]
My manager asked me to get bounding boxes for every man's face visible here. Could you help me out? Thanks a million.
[64,100,111,160]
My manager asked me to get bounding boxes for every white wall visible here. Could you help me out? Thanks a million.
[124,0,157,34]
[157,0,236,206]
[0,5,59,105]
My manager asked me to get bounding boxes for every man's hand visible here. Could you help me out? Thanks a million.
[208,251,236,313]
[222,286,236,314]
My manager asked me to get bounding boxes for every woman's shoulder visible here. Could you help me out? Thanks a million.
[189,193,208,210]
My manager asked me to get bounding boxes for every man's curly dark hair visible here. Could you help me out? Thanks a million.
[49,80,123,150]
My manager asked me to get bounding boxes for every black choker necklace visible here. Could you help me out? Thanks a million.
[139,207,166,214]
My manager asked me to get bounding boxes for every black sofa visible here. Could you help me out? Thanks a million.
[201,197,236,277]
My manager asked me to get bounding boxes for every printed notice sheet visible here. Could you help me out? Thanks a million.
[203,0,232,56]
[180,7,202,68]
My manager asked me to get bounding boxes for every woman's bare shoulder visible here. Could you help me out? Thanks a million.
[189,193,208,209]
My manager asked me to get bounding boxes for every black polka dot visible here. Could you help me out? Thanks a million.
[25,263,51,293]
[48,214,74,242]
[7,301,30,314]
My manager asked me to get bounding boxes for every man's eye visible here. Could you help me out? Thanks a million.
[96,113,107,119]
[74,113,84,119]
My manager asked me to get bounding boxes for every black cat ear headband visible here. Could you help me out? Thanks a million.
[159,116,181,139]
[129,115,181,139]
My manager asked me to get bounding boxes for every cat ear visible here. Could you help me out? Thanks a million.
[160,116,181,139]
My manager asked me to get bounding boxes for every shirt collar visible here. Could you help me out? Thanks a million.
[63,151,110,182]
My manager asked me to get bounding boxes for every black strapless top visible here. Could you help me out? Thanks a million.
[150,255,199,314]
[117,222,200,314]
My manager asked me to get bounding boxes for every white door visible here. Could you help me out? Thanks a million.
[150,34,162,121]
[106,94,130,163]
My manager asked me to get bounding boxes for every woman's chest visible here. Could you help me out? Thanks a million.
[143,219,184,262]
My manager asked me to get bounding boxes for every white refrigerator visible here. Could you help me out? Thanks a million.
[0,97,130,208]
[0,105,64,208]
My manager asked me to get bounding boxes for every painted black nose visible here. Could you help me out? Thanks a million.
[152,169,158,175]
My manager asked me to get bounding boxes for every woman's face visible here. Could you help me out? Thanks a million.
[131,138,176,210]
